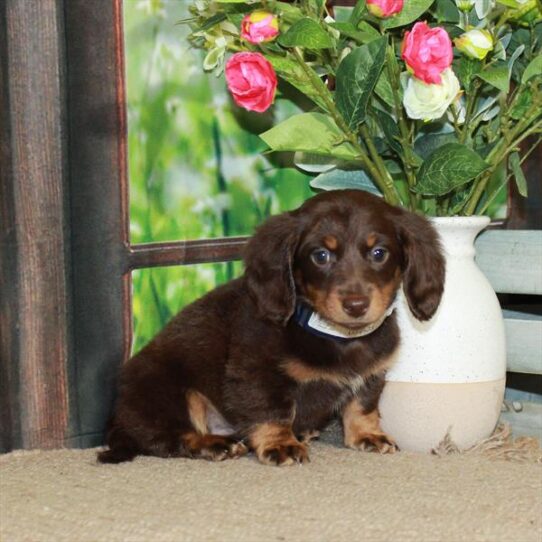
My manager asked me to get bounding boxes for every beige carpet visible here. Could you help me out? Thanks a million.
[1,426,541,542]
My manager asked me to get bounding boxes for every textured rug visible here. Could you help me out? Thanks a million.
[1,425,541,542]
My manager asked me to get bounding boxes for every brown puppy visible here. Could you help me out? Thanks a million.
[98,190,445,466]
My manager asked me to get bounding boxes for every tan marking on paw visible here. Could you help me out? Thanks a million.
[182,432,248,461]
[342,400,398,454]
[249,422,309,466]
[186,390,209,435]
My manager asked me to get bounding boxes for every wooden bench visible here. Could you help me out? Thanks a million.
[476,230,542,440]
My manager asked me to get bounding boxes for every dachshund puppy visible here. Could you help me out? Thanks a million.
[98,190,445,466]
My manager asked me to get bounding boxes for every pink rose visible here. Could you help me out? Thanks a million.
[241,10,279,44]
[401,22,453,84]
[225,52,277,113]
[366,0,404,18]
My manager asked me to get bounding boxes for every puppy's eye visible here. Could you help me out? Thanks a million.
[369,246,388,263]
[311,248,332,266]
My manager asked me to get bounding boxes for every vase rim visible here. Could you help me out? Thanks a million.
[429,216,491,227]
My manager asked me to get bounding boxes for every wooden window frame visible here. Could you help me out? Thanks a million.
[1,1,539,452]
[0,0,247,452]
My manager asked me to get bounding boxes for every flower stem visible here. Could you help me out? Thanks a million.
[462,114,542,215]
[385,44,418,209]
[291,47,401,206]
[358,123,402,204]
[478,134,542,215]
[460,81,479,144]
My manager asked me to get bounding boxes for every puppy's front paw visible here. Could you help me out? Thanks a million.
[249,422,309,467]
[346,432,398,454]
[260,442,309,466]
[342,400,399,454]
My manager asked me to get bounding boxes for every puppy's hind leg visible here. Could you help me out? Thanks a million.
[97,424,139,464]
[182,390,248,461]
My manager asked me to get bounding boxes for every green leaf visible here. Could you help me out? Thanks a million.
[333,6,354,22]
[415,143,489,196]
[474,0,492,18]
[478,65,510,93]
[267,56,328,111]
[374,68,396,107]
[275,1,305,23]
[381,0,436,28]
[198,13,227,31]
[225,13,244,27]
[278,18,335,49]
[522,55,542,83]
[455,57,482,93]
[335,38,387,129]
[349,0,368,25]
[414,132,458,160]
[357,22,382,41]
[509,86,533,120]
[373,109,402,154]
[433,0,460,23]
[509,152,528,197]
[310,168,381,195]
[307,0,326,13]
[329,22,380,44]
[260,113,359,160]
[294,152,339,173]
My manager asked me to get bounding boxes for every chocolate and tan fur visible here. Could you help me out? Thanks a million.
[98,190,445,466]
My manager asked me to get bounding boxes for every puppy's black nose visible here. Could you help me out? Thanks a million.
[341,296,369,318]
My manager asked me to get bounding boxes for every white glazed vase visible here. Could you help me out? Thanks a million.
[380,216,506,452]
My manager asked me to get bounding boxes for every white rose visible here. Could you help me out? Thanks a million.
[403,68,461,121]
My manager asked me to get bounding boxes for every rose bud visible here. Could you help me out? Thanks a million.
[455,29,494,60]
[455,0,475,11]
[225,52,277,113]
[403,68,461,121]
[241,10,279,44]
[366,0,404,18]
[402,22,453,84]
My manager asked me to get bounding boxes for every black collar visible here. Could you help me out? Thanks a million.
[292,302,395,342]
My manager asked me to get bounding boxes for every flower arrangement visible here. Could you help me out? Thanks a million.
[186,0,541,215]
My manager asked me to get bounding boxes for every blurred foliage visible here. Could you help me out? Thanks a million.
[125,0,313,352]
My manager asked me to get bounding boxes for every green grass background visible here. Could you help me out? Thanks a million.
[124,0,313,352]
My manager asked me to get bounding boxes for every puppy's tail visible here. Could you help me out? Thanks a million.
[97,426,139,464]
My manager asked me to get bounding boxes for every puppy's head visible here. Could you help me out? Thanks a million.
[244,190,445,328]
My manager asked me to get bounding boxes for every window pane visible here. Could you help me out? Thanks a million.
[124,0,313,245]
[131,261,243,353]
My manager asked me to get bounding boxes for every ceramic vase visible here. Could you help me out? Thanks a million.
[380,216,506,452]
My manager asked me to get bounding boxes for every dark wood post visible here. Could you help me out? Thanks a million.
[0,0,132,451]
[62,0,132,448]
[0,0,71,450]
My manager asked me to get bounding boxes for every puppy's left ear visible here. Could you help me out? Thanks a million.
[244,212,300,326]
[395,210,446,321]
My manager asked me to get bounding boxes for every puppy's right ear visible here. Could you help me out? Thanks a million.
[244,212,300,326]
[395,209,445,321]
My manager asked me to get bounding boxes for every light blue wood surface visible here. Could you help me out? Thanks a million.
[475,230,542,375]
[475,230,542,295]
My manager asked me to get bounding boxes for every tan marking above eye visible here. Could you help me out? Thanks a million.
[366,233,378,248]
[323,235,338,251]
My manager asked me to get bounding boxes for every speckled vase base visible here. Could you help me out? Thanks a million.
[380,378,506,452]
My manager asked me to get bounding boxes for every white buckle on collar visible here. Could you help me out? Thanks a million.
[306,303,395,339]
